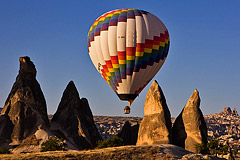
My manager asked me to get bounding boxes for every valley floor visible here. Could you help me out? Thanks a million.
[0,144,227,160]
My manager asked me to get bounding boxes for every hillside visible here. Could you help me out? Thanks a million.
[0,144,222,160]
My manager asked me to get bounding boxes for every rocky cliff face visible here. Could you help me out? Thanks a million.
[172,89,207,153]
[137,80,172,145]
[117,121,139,145]
[0,56,49,145]
[51,81,102,149]
[11,125,55,153]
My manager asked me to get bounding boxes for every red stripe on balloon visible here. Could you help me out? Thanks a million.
[110,56,119,64]
[118,51,126,60]
[126,47,136,56]
[153,36,160,45]
[106,60,113,68]
[136,43,145,52]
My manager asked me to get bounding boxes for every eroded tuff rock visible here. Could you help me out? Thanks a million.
[0,56,49,146]
[172,89,207,153]
[137,80,172,145]
[117,121,139,145]
[220,107,232,115]
[220,107,238,116]
[11,125,53,153]
[51,81,102,150]
[232,108,238,116]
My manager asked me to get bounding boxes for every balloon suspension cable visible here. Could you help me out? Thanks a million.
[128,100,133,106]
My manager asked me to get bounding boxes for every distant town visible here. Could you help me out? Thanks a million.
[90,107,240,149]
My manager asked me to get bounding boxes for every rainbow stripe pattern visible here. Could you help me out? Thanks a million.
[87,9,169,102]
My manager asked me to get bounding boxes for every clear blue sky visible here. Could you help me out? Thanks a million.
[0,0,239,117]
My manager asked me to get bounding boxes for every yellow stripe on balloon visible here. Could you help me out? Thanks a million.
[106,72,111,77]
[107,14,113,17]
[99,17,105,21]
[112,64,119,68]
[126,56,135,60]
[160,42,165,47]
[152,45,159,50]
[144,48,152,53]
[136,52,144,56]
[119,60,126,64]
[109,68,114,72]
[165,39,169,44]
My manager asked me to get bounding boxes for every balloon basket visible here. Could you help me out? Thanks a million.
[124,106,130,114]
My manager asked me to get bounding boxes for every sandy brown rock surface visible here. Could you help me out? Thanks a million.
[137,80,172,145]
[172,89,207,153]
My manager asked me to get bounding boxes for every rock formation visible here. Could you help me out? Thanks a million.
[220,107,232,115]
[172,89,207,153]
[11,125,54,153]
[136,80,172,145]
[218,107,238,117]
[51,81,102,149]
[232,108,238,116]
[0,115,14,144]
[117,121,139,145]
[0,56,49,146]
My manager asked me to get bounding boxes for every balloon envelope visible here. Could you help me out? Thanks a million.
[87,9,169,105]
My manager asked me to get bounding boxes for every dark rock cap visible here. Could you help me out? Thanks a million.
[19,56,36,77]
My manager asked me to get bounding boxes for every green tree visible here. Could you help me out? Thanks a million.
[233,147,238,157]
[217,144,229,155]
[207,138,219,156]
[41,136,67,152]
[97,136,124,148]
[195,143,209,154]
[0,147,10,154]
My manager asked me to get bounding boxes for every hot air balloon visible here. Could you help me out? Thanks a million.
[87,9,169,113]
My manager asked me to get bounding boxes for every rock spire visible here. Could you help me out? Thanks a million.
[137,80,172,145]
[172,89,207,153]
[117,121,139,145]
[232,108,238,116]
[0,56,49,145]
[51,81,102,149]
